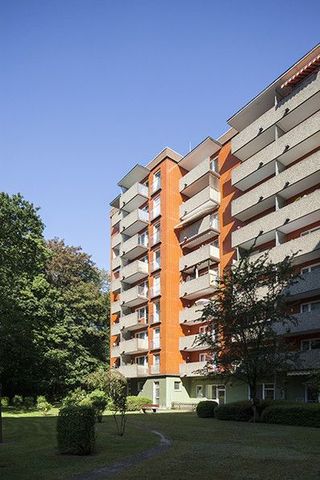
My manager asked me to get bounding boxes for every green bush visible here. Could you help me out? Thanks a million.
[126,396,152,411]
[262,403,320,428]
[12,395,24,408]
[57,405,96,455]
[37,396,52,415]
[87,390,108,422]
[24,396,34,409]
[62,388,87,407]
[196,400,218,418]
[214,401,254,422]
[1,397,10,408]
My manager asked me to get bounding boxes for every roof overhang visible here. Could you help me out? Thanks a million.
[118,164,150,190]
[228,43,320,131]
[146,147,182,171]
[179,136,221,171]
[110,194,120,208]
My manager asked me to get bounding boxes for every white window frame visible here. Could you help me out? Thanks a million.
[300,226,320,237]
[152,170,161,193]
[301,262,320,274]
[301,300,320,313]
[174,380,181,391]
[199,353,207,362]
[135,355,148,366]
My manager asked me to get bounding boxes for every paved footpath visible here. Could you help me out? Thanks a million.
[72,429,172,480]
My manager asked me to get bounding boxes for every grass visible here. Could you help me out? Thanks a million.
[0,409,157,480]
[1,409,320,480]
[114,412,320,480]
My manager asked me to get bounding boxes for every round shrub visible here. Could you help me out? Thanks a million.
[214,401,254,422]
[37,396,52,415]
[24,396,34,410]
[62,388,87,407]
[12,395,24,408]
[262,403,320,428]
[196,400,218,418]
[126,396,152,411]
[87,390,108,422]
[57,405,95,455]
[1,396,9,408]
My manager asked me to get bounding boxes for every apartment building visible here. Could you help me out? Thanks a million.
[110,44,320,407]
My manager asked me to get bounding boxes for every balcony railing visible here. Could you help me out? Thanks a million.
[111,322,121,336]
[120,183,148,213]
[119,337,149,354]
[121,312,148,331]
[111,255,121,271]
[180,186,220,221]
[121,260,148,284]
[180,270,218,300]
[111,345,120,357]
[179,361,207,377]
[180,243,220,271]
[111,209,122,227]
[179,305,204,325]
[121,233,148,260]
[121,285,148,307]
[117,364,149,378]
[120,209,149,237]
[150,364,160,374]
[111,300,121,314]
[149,339,161,350]
[179,157,219,195]
[179,334,208,351]
[150,285,161,298]
[179,214,219,248]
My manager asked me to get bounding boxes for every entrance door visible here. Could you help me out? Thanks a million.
[217,385,226,404]
[153,381,160,405]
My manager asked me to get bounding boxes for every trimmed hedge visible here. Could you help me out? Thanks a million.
[57,405,96,455]
[196,401,218,418]
[262,403,320,428]
[214,401,254,422]
[126,396,152,411]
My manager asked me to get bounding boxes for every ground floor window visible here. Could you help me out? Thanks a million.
[137,381,144,393]
[196,385,204,398]
[249,383,275,400]
[206,385,226,404]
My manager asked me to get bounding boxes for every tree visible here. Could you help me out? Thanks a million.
[200,250,299,420]
[106,370,128,436]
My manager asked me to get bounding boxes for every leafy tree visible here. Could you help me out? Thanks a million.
[106,370,127,436]
[200,251,299,420]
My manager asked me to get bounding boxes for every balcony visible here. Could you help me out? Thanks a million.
[111,300,121,315]
[232,69,320,160]
[150,364,160,374]
[180,244,220,272]
[111,233,121,248]
[179,305,205,325]
[179,214,219,249]
[121,285,148,308]
[118,364,149,378]
[179,157,219,197]
[120,209,149,237]
[111,277,121,292]
[231,149,320,221]
[121,311,148,331]
[121,233,148,260]
[289,349,320,373]
[120,183,148,213]
[119,337,149,354]
[179,334,208,351]
[111,345,120,357]
[121,260,148,284]
[287,269,320,300]
[275,311,320,336]
[180,186,220,223]
[249,229,320,266]
[232,189,320,250]
[111,209,122,227]
[111,322,121,336]
[180,270,218,300]
[179,361,207,377]
[111,255,121,271]
[232,110,320,191]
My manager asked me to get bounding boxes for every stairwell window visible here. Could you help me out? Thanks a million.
[152,171,161,193]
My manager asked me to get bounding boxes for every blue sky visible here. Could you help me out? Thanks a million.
[1,0,319,269]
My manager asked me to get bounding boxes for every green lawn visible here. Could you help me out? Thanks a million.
[1,410,320,480]
[0,409,157,480]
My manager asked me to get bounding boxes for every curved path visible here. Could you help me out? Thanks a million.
[72,428,172,480]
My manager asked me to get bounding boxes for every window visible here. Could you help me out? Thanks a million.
[249,384,275,400]
[196,385,204,398]
[135,330,148,340]
[151,196,161,219]
[138,231,148,247]
[152,171,161,193]
[135,355,147,366]
[140,254,148,263]
[174,381,181,391]
[152,275,161,297]
[301,301,320,313]
[153,249,161,270]
[152,301,160,323]
[210,157,219,173]
[154,354,160,366]
[152,222,161,245]
[137,381,144,393]
[301,338,320,351]
[300,226,320,237]
[138,281,148,296]
[301,263,320,274]
[199,353,207,362]
[137,306,148,323]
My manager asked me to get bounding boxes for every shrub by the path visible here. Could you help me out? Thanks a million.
[57,405,95,455]
[262,403,320,428]
[196,401,218,418]
[12,395,24,408]
[126,396,152,411]
[1,396,9,407]
[37,396,52,415]
[214,401,254,422]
